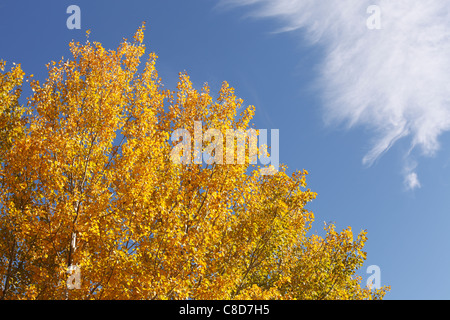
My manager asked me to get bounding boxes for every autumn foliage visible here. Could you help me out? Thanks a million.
[0,24,389,300]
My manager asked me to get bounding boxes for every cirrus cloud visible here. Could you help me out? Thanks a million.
[220,0,450,190]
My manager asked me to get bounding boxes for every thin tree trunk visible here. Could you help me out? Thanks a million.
[1,241,16,300]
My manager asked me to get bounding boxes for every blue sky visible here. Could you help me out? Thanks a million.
[1,0,450,299]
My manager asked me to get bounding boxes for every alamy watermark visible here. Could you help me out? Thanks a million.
[67,264,81,289]
[66,5,81,30]
[366,264,382,289]
[170,121,279,175]
[367,5,381,30]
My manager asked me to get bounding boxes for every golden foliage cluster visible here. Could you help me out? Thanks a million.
[0,24,389,300]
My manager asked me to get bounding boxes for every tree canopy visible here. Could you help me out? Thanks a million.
[0,24,389,300]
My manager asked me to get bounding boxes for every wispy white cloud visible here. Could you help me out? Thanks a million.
[220,0,450,187]
[403,158,421,190]
[404,172,421,190]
